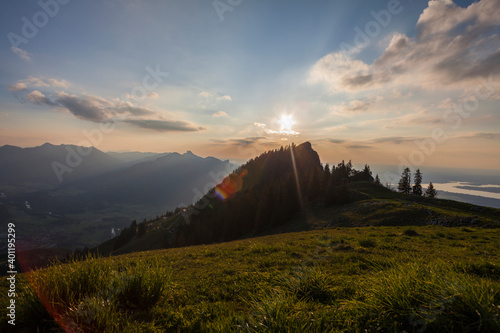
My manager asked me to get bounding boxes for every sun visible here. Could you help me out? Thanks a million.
[278,114,297,135]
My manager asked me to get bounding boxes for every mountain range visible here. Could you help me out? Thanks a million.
[0,143,236,250]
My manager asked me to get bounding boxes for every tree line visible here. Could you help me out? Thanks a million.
[397,167,437,198]
[168,143,375,248]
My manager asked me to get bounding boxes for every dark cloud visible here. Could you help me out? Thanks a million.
[468,132,500,140]
[21,89,204,133]
[209,137,276,148]
[55,93,112,122]
[54,93,155,122]
[324,138,346,144]
[371,136,416,144]
[124,119,205,132]
[342,74,373,89]
[347,145,372,149]
[224,137,267,145]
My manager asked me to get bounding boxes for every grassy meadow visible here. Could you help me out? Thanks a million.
[1,225,499,332]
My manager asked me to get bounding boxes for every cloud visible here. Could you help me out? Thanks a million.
[10,47,33,62]
[254,122,266,128]
[10,76,205,133]
[347,145,372,149]
[25,90,56,106]
[198,91,212,98]
[54,92,114,122]
[212,111,228,118]
[146,92,159,99]
[22,89,155,123]
[210,136,267,146]
[309,0,500,93]
[331,99,374,114]
[371,136,417,144]
[8,82,28,92]
[464,132,500,140]
[198,91,232,111]
[123,119,205,132]
[309,52,373,92]
[217,95,232,101]
[325,138,346,144]
[46,78,70,88]
[8,76,71,91]
[53,92,154,122]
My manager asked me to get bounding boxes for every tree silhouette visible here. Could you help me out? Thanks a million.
[167,143,378,248]
[412,169,423,196]
[375,174,381,185]
[425,182,437,198]
[398,167,412,194]
[137,222,146,237]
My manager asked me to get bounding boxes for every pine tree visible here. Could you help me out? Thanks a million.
[130,220,137,236]
[398,167,411,194]
[412,169,423,196]
[375,174,381,185]
[425,182,437,198]
[137,222,146,237]
[323,163,331,192]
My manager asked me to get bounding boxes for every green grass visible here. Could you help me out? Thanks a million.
[1,225,499,332]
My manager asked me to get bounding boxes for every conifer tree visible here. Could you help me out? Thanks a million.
[375,174,381,185]
[412,169,423,196]
[398,167,411,194]
[425,182,437,198]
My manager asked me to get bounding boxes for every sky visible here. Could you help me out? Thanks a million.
[1,0,499,171]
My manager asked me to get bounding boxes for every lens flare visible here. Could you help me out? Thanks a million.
[214,170,246,201]
[278,114,299,135]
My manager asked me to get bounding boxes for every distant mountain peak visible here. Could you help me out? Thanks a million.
[41,142,55,147]
[184,150,197,157]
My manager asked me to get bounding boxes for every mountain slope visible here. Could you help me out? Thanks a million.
[0,144,237,251]
[101,142,499,256]
[4,226,499,332]
[69,151,237,207]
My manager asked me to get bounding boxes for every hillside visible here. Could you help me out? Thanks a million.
[101,141,499,256]
[2,226,499,332]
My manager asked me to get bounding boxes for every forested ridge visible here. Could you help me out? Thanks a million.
[169,142,374,247]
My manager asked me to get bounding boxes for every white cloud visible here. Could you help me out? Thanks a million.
[217,95,232,101]
[46,78,71,88]
[26,90,56,106]
[309,0,500,93]
[308,52,373,92]
[198,91,211,98]
[10,47,33,62]
[8,82,28,92]
[8,76,71,92]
